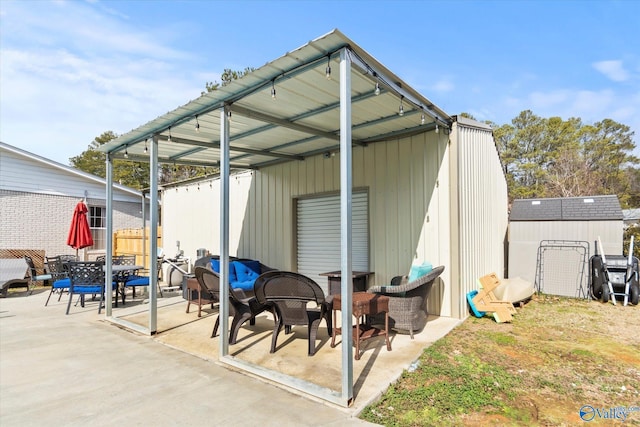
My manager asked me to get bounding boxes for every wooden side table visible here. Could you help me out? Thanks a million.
[330,292,391,360]
[185,276,216,317]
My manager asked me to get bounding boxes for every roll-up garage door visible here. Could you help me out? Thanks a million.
[296,192,369,293]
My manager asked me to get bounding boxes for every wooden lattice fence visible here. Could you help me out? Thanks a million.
[0,249,46,283]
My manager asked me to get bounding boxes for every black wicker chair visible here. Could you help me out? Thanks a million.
[367,265,445,338]
[254,270,332,356]
[196,266,274,344]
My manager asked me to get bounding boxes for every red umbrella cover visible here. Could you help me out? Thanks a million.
[67,201,94,250]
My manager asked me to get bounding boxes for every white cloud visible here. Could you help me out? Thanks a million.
[593,60,629,82]
[432,78,454,93]
[0,1,205,164]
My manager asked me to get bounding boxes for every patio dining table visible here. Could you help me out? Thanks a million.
[109,264,144,306]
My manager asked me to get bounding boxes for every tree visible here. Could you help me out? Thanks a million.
[495,111,639,205]
[70,131,150,190]
[202,67,255,95]
[72,68,255,186]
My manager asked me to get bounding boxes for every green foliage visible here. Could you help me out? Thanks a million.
[494,110,639,204]
[623,225,640,259]
[203,67,255,94]
[69,131,150,190]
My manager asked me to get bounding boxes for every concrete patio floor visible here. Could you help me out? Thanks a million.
[1,287,460,425]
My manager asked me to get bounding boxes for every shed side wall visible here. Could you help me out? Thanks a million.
[451,122,509,319]
[508,220,624,284]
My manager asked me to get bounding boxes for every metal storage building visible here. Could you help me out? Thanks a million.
[508,195,623,298]
[100,29,508,407]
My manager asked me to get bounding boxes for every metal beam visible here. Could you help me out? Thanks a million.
[156,135,304,161]
[339,47,354,407]
[230,104,341,142]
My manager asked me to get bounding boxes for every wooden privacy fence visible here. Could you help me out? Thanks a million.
[113,227,162,270]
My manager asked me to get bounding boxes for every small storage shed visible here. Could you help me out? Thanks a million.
[508,195,623,297]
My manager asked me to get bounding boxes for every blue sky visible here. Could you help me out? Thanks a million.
[1,0,639,164]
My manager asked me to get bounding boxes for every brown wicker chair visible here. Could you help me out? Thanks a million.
[254,270,332,356]
[367,265,445,339]
[195,266,275,344]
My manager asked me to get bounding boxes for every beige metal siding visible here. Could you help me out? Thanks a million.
[508,220,624,285]
[451,121,509,319]
[241,132,451,309]
[162,124,508,320]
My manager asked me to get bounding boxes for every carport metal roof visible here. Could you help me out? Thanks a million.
[100,29,453,408]
[100,29,451,167]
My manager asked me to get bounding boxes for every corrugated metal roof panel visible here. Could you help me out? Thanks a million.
[100,29,451,169]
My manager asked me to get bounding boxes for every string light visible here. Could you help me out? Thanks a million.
[167,126,172,143]
[271,80,276,99]
[421,109,426,125]
[123,145,128,159]
[143,139,148,154]
[325,55,331,80]
[435,121,439,134]
[398,96,404,116]
[195,116,200,133]
[374,81,381,96]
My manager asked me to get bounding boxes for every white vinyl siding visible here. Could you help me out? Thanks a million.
[296,192,369,293]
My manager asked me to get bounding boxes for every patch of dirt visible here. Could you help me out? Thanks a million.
[362,294,640,426]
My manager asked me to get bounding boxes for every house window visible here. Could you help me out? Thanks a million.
[89,206,106,250]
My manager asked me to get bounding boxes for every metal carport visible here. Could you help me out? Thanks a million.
[100,29,451,407]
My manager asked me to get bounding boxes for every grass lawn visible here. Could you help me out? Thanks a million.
[360,294,640,426]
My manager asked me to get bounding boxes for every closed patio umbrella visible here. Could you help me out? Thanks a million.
[67,201,93,256]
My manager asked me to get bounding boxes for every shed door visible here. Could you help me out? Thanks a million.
[296,192,369,293]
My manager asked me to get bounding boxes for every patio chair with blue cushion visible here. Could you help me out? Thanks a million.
[195,266,275,344]
[43,256,71,306]
[24,255,53,296]
[66,261,106,315]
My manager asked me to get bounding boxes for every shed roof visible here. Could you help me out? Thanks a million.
[623,208,640,222]
[99,29,451,169]
[509,195,623,221]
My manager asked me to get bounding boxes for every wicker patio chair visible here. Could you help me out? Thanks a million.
[254,270,332,356]
[196,266,275,344]
[367,265,445,339]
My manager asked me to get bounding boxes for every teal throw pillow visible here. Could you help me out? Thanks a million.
[408,262,432,282]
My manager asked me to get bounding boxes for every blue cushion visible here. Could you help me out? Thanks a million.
[232,261,260,283]
[73,285,103,294]
[212,261,237,282]
[408,262,432,282]
[125,277,149,286]
[53,278,71,289]
[239,260,261,275]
